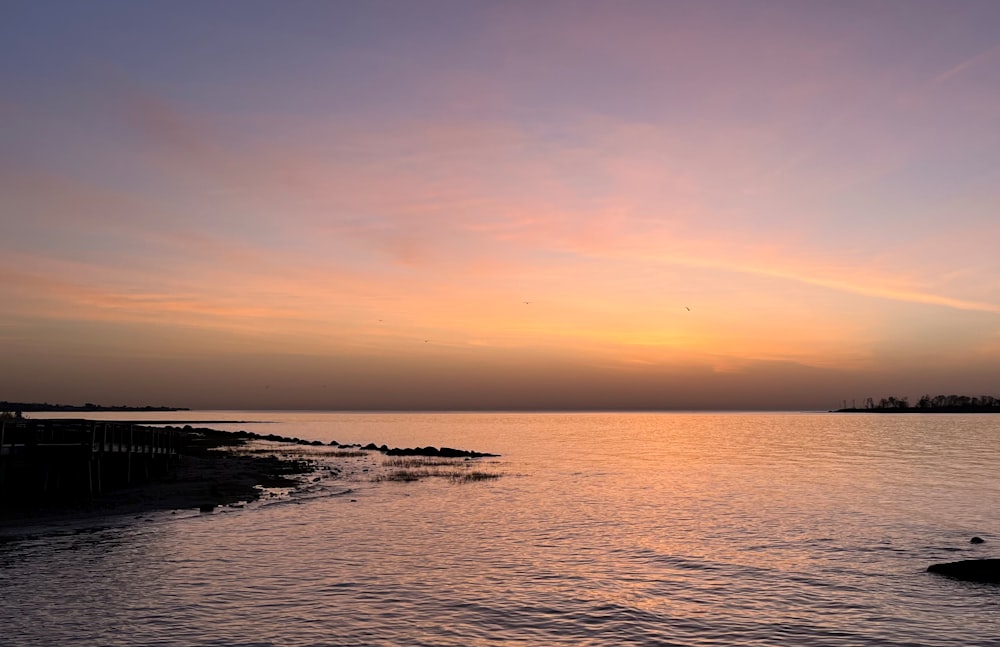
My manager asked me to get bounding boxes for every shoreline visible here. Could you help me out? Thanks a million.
[1,422,501,538]
[0,425,319,536]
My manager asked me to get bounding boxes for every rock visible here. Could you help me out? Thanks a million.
[971,536,985,544]
[381,445,498,458]
[927,558,1000,583]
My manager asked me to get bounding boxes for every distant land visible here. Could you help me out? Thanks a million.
[835,394,1000,413]
[1,401,189,413]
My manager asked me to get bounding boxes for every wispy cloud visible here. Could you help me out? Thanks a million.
[5,2,1000,407]
[933,42,1000,84]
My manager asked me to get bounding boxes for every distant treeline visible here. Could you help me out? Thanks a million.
[837,394,1000,413]
[0,401,189,413]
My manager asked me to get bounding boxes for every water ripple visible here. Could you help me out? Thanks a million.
[3,412,999,646]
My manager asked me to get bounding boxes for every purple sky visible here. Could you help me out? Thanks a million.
[3,1,1000,410]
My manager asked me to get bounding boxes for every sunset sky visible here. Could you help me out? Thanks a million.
[3,1,1000,410]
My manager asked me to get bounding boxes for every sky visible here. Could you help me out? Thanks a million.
[2,0,1000,411]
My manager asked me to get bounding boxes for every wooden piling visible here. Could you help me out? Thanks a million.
[0,419,178,502]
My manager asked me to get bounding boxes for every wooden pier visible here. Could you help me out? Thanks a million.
[0,419,179,501]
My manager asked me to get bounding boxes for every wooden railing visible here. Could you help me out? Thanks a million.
[1,419,180,497]
[0,419,178,457]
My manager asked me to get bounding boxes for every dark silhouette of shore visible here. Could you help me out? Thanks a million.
[834,393,1000,413]
[1,421,497,534]
[1,401,188,413]
[0,424,312,530]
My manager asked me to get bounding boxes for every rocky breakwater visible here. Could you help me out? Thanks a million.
[360,443,498,458]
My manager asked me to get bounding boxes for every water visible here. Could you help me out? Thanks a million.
[2,412,998,646]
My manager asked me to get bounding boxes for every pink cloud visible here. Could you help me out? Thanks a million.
[6,75,998,386]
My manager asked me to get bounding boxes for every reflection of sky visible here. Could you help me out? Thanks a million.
[3,1,1000,409]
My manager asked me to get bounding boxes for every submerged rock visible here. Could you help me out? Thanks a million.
[927,558,1000,583]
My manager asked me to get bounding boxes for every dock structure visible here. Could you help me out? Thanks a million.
[0,419,179,501]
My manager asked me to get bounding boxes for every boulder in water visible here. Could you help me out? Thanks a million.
[927,558,1000,583]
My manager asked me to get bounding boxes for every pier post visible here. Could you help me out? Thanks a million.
[1,418,6,490]
[127,425,133,484]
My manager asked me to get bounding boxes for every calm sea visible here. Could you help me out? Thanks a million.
[2,412,998,646]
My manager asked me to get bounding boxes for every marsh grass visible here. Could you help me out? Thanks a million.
[375,457,502,483]
[383,457,462,468]
[456,471,502,482]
